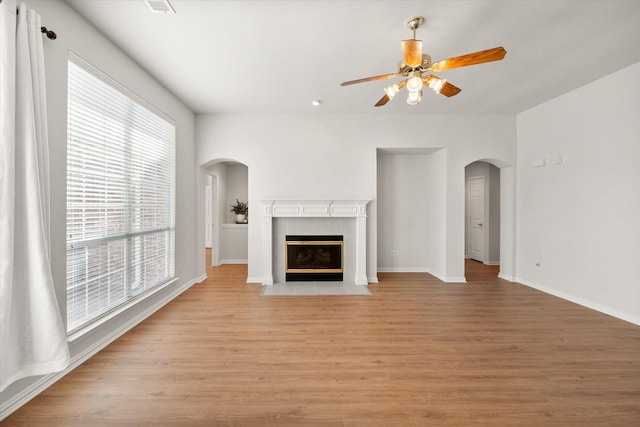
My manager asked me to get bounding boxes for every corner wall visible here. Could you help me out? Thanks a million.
[517,61,640,325]
[1,0,200,418]
[196,113,516,284]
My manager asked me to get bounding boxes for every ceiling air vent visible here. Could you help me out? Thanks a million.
[144,0,175,14]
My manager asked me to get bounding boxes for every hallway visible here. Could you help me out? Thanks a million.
[465,258,500,283]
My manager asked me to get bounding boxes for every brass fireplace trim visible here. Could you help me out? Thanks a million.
[285,240,344,273]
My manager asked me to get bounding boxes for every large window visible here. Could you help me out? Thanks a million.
[66,54,175,333]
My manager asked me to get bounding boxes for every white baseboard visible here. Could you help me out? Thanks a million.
[498,273,515,282]
[421,269,467,283]
[367,276,379,284]
[219,259,248,264]
[0,275,202,421]
[428,270,446,282]
[516,277,640,326]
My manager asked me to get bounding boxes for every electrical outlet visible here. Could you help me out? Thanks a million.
[391,249,400,257]
[535,261,541,268]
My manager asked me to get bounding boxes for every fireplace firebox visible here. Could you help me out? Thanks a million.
[285,235,343,281]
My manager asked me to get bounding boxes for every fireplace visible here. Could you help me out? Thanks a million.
[285,235,343,281]
[260,199,371,285]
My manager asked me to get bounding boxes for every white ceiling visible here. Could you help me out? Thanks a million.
[64,0,640,115]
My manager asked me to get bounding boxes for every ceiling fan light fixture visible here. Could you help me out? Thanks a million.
[406,74,423,92]
[407,90,421,105]
[384,83,400,99]
[427,77,446,94]
[339,16,506,108]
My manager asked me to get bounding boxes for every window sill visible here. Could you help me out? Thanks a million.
[67,276,179,343]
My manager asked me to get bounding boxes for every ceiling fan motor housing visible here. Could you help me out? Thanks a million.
[400,17,429,71]
[401,39,423,67]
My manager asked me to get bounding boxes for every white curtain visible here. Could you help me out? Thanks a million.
[0,0,70,392]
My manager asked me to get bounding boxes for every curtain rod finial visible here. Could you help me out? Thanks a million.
[41,26,57,40]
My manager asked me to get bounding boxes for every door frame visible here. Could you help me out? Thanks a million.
[210,173,221,266]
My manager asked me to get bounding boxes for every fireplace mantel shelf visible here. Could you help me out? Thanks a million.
[261,199,370,218]
[261,199,371,286]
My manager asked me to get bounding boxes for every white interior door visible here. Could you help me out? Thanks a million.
[469,176,485,262]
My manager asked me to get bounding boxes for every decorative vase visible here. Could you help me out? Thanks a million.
[236,214,246,224]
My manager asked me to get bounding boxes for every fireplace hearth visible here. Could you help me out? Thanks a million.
[286,235,343,281]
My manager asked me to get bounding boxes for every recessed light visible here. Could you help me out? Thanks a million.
[312,100,322,106]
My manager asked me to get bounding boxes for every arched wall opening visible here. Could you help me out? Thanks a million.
[201,158,249,269]
[463,158,515,282]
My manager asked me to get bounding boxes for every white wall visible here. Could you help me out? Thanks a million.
[424,149,448,279]
[1,0,200,416]
[517,61,640,325]
[207,162,228,227]
[225,163,248,224]
[219,225,248,263]
[377,151,431,272]
[196,113,516,283]
[489,165,501,263]
[377,149,447,277]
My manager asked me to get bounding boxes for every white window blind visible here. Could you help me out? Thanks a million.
[66,55,175,333]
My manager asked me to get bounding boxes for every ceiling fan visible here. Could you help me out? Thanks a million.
[340,16,507,107]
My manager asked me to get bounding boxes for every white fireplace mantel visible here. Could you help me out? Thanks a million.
[261,199,370,285]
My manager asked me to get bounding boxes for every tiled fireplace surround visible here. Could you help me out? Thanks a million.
[261,200,370,285]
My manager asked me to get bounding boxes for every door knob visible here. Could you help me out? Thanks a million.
[478,223,483,226]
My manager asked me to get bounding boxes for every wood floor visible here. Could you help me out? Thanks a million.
[4,255,640,426]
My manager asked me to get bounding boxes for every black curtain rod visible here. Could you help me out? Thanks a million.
[7,2,57,39]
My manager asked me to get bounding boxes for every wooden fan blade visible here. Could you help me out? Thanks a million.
[439,80,462,97]
[374,94,391,107]
[401,39,423,67]
[340,73,403,86]
[423,75,462,97]
[374,80,407,107]
[429,47,507,72]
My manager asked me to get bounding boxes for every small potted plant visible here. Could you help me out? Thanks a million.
[231,199,248,224]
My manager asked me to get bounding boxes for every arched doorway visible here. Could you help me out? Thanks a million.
[201,159,249,268]
[464,159,515,282]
